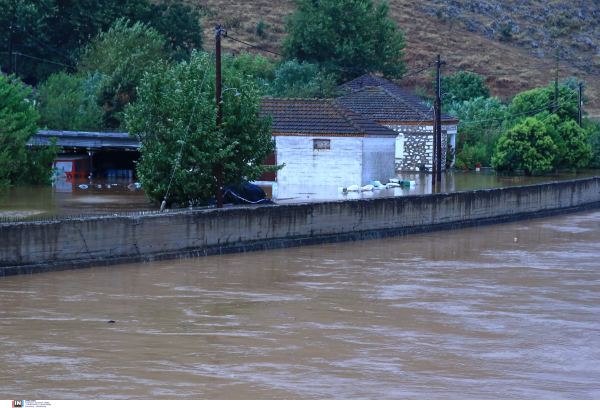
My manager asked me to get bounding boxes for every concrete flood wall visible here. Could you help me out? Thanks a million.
[2,177,600,276]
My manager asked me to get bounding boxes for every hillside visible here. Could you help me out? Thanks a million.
[190,0,600,117]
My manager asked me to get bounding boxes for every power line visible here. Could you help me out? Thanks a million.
[445,62,553,77]
[11,25,139,88]
[12,52,77,68]
[457,88,579,125]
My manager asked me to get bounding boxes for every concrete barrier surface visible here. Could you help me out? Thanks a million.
[1,177,600,276]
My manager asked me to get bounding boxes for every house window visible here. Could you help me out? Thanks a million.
[313,139,330,150]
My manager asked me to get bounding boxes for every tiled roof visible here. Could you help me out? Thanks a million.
[337,74,459,124]
[260,98,398,137]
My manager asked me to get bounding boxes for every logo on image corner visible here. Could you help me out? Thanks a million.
[12,402,23,408]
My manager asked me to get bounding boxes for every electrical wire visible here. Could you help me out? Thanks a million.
[445,61,554,77]
[457,88,579,125]
[12,52,77,68]
[12,25,139,87]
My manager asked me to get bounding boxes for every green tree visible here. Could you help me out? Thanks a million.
[445,96,507,157]
[438,71,490,106]
[492,116,558,175]
[141,0,203,56]
[507,83,578,126]
[282,0,406,82]
[584,119,600,168]
[222,52,277,93]
[0,74,57,189]
[556,119,593,169]
[270,60,339,98]
[0,0,201,86]
[79,19,170,129]
[125,51,278,206]
[36,71,103,131]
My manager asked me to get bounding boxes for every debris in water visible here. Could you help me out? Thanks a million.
[107,320,115,324]
[78,185,88,189]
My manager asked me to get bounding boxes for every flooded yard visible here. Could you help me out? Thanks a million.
[2,170,600,221]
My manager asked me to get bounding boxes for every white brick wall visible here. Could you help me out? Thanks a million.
[276,136,363,186]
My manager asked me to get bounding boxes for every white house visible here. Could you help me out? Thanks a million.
[260,98,398,186]
[336,74,459,172]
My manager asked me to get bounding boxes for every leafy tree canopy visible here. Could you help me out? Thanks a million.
[507,83,578,125]
[492,116,558,175]
[0,73,57,188]
[282,0,406,82]
[269,59,339,98]
[79,19,170,129]
[0,0,201,85]
[125,51,279,206]
[445,96,507,153]
[438,70,490,106]
[36,71,103,131]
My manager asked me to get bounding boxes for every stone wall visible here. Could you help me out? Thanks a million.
[387,124,455,172]
[2,177,600,276]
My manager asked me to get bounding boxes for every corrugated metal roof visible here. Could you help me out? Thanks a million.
[30,130,139,148]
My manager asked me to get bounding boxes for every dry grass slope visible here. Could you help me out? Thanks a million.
[187,0,600,117]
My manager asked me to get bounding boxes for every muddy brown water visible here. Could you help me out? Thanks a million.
[1,210,600,399]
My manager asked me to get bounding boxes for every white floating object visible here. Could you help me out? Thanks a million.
[362,184,374,191]
[78,184,88,189]
[347,185,360,192]
[371,180,384,187]
[387,182,400,187]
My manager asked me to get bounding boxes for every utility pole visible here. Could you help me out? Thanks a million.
[8,22,13,75]
[215,25,224,208]
[578,82,582,127]
[555,46,559,107]
[436,54,443,184]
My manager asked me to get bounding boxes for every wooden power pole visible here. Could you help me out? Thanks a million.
[435,54,443,184]
[8,23,14,76]
[578,82,583,127]
[215,25,224,208]
[555,46,559,106]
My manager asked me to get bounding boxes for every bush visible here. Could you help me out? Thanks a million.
[492,116,557,175]
[256,21,266,38]
[584,119,600,168]
[499,23,513,42]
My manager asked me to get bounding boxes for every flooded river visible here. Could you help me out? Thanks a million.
[1,210,600,399]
